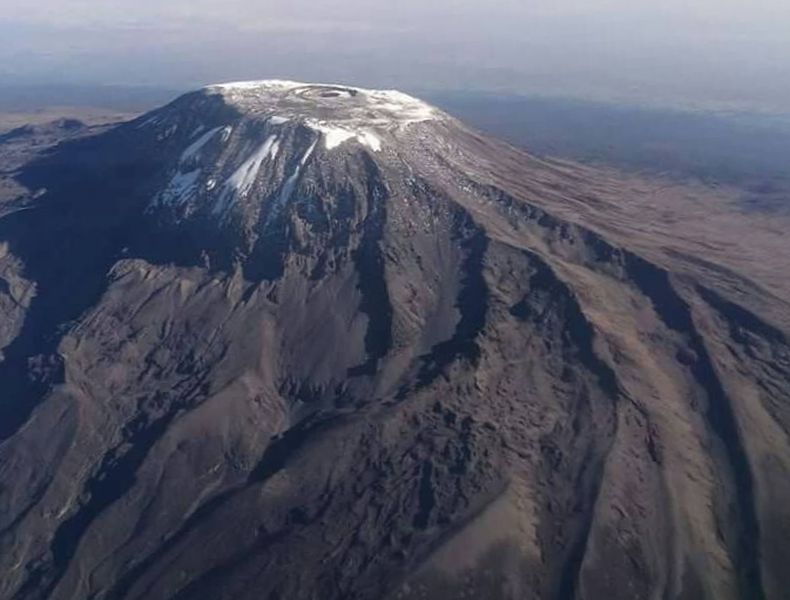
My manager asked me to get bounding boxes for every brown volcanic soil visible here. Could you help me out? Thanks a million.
[0,87,788,600]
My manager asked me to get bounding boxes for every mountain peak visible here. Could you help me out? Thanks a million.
[137,80,460,229]
[3,76,789,600]
[201,80,441,147]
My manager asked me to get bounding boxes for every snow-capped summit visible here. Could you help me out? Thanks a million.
[137,80,466,234]
[204,80,440,133]
[200,80,444,153]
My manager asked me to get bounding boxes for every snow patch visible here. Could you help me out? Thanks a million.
[213,135,279,216]
[211,80,303,92]
[156,123,178,142]
[205,80,440,136]
[313,124,355,150]
[137,114,160,129]
[190,124,206,138]
[307,122,383,152]
[181,126,223,163]
[265,140,317,226]
[358,131,382,152]
[156,169,201,206]
[225,135,280,196]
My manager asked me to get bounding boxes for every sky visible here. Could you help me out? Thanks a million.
[2,0,789,112]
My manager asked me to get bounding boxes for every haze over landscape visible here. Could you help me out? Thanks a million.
[3,0,790,111]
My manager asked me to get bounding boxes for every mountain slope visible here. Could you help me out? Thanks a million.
[0,81,788,600]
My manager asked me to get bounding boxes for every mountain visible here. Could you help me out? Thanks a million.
[0,81,789,600]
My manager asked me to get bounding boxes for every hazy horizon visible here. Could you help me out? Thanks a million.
[2,1,790,112]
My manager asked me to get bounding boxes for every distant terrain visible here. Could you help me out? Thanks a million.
[3,83,787,215]
[0,109,135,135]
[0,84,179,115]
[423,91,790,215]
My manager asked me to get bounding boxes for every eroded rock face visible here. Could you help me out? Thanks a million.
[0,81,789,600]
